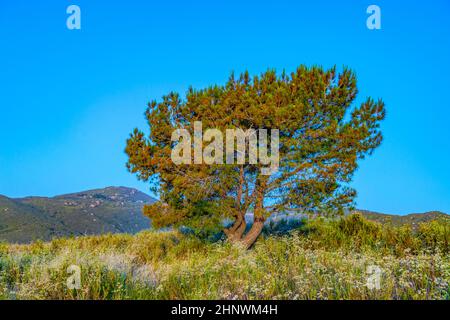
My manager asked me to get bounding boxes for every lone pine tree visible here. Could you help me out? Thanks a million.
[125,65,385,249]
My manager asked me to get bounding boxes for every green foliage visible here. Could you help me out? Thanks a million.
[299,213,448,256]
[301,213,384,249]
[417,219,449,252]
[126,66,386,238]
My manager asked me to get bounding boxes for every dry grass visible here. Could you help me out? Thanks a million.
[0,214,448,300]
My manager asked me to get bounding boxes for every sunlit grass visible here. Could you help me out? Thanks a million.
[0,214,448,300]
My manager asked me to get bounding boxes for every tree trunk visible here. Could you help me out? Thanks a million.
[240,175,267,249]
[224,165,247,242]
[240,217,264,249]
[233,216,247,240]
[224,211,246,242]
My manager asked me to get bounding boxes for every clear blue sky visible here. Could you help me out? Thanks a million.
[0,1,449,214]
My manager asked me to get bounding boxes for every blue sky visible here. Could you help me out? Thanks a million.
[0,1,449,214]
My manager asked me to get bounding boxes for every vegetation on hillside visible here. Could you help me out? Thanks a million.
[1,214,448,300]
[357,210,448,230]
[0,187,153,243]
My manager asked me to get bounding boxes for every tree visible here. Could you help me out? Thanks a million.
[125,65,385,249]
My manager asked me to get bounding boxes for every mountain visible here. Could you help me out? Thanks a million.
[357,210,449,229]
[0,187,155,243]
[1,186,447,244]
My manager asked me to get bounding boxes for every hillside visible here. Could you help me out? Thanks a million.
[1,186,447,244]
[358,210,449,229]
[0,187,155,243]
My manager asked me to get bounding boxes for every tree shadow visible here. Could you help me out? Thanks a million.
[179,216,308,243]
[262,217,306,236]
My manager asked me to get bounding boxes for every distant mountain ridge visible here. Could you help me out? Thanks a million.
[356,209,448,229]
[0,187,447,243]
[0,187,155,243]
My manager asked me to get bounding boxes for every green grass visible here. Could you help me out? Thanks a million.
[0,214,448,300]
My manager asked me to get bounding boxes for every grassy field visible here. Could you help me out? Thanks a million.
[0,214,448,300]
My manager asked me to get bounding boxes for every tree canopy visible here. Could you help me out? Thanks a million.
[125,65,385,248]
